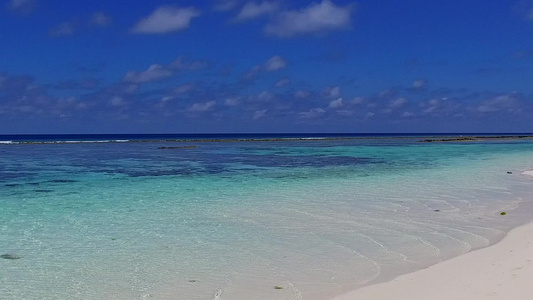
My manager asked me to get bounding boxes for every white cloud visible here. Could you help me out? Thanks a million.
[295,90,310,98]
[428,99,440,106]
[91,12,113,27]
[329,97,343,108]
[253,109,267,119]
[257,91,274,102]
[213,0,239,11]
[264,55,287,71]
[421,98,440,115]
[243,65,262,81]
[0,75,7,89]
[17,105,41,114]
[110,96,125,107]
[123,64,173,83]
[389,97,407,109]
[123,84,139,94]
[155,96,174,108]
[49,22,75,37]
[514,1,533,20]
[412,79,427,89]
[477,105,498,113]
[325,86,341,98]
[132,6,200,34]
[300,108,326,119]
[422,106,437,114]
[169,57,208,71]
[56,96,77,108]
[173,84,195,94]
[401,111,415,118]
[350,97,365,105]
[336,109,354,116]
[9,0,30,9]
[264,0,354,37]
[378,90,394,98]
[76,102,88,110]
[224,97,240,106]
[477,94,521,113]
[235,1,278,21]
[8,0,35,14]
[189,100,216,112]
[244,55,287,80]
[365,112,375,118]
[274,78,290,87]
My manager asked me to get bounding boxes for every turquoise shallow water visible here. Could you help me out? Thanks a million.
[1,137,533,299]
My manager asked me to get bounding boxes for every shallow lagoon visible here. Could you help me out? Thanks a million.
[1,137,533,299]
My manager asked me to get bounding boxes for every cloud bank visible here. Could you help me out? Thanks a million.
[264,0,354,37]
[132,6,201,34]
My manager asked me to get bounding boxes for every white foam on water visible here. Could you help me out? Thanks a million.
[522,170,533,177]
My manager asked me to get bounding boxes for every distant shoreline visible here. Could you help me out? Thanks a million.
[1,134,533,145]
[420,135,533,142]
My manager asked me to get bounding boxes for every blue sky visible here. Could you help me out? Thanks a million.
[1,0,533,133]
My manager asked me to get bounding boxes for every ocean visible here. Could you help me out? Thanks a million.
[1,134,533,299]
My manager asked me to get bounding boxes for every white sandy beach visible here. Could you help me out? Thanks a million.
[333,170,533,300]
[334,222,533,300]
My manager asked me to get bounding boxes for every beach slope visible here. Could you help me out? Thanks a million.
[333,221,533,300]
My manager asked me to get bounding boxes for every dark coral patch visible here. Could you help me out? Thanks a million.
[48,179,78,183]
[1,254,21,260]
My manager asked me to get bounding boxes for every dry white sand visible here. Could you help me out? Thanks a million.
[333,221,533,300]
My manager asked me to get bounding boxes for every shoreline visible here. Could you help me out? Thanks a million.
[332,170,533,300]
